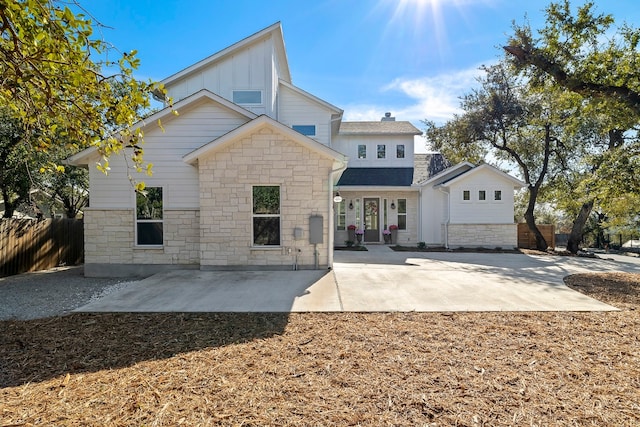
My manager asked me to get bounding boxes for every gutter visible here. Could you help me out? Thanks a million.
[437,186,450,249]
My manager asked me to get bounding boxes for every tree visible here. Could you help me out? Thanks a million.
[0,0,165,182]
[426,63,580,251]
[0,109,32,218]
[504,1,640,252]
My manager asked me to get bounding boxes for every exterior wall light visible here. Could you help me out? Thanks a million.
[390,200,396,210]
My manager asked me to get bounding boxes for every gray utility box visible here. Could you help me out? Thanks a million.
[309,215,323,244]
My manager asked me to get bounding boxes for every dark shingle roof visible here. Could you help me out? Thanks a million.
[337,168,414,186]
[339,121,422,135]
[412,153,452,184]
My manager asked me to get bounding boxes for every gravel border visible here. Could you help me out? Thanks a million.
[0,266,133,321]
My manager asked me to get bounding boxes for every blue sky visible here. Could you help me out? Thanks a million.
[86,0,639,150]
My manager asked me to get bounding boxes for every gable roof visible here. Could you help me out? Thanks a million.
[279,80,343,115]
[162,22,291,87]
[183,115,347,165]
[68,89,257,166]
[437,163,526,189]
[339,121,422,135]
[337,168,414,186]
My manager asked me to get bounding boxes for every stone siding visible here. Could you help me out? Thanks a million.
[84,208,200,274]
[198,127,333,268]
[447,223,517,249]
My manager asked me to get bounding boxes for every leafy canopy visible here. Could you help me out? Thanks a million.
[0,0,167,187]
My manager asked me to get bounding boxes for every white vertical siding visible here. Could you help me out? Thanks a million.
[332,134,414,167]
[419,186,446,245]
[165,37,275,117]
[89,100,250,210]
[448,169,516,224]
[278,84,333,146]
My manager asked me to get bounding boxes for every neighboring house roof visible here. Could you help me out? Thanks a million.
[412,153,452,184]
[337,167,414,186]
[338,121,422,135]
[68,89,256,166]
[437,163,526,189]
[183,115,348,165]
[162,22,291,87]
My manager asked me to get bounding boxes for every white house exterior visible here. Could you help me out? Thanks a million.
[70,23,524,277]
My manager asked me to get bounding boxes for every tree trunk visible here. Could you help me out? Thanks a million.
[567,200,593,254]
[524,186,548,251]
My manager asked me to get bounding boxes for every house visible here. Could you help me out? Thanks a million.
[70,23,524,277]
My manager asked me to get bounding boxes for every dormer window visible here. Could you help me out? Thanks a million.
[232,90,262,105]
[292,125,316,137]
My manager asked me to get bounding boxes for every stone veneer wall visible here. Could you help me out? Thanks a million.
[84,208,200,276]
[198,127,333,269]
[447,223,517,249]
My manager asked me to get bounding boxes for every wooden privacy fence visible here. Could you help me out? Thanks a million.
[0,218,84,276]
[517,223,555,249]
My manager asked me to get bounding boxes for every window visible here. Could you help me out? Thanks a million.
[463,190,470,201]
[136,187,163,246]
[336,199,346,231]
[292,125,316,136]
[377,144,386,159]
[397,198,407,230]
[479,190,486,201]
[232,90,262,105]
[358,144,366,159]
[396,144,405,159]
[252,186,280,246]
[494,190,502,201]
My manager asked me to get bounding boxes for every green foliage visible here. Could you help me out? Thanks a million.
[0,109,32,217]
[0,0,167,174]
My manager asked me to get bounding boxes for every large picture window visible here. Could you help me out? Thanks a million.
[136,187,163,245]
[252,186,280,246]
[397,198,407,230]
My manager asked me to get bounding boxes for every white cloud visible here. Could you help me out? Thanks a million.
[343,65,486,126]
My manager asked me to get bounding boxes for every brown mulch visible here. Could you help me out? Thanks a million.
[1,274,640,426]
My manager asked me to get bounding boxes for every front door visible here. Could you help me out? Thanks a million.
[364,198,380,242]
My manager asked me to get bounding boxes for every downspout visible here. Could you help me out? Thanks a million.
[438,186,450,249]
[328,160,348,268]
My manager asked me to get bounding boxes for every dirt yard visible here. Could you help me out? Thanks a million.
[1,272,639,426]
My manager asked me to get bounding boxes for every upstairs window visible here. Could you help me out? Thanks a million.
[463,190,470,201]
[252,186,280,246]
[377,144,386,159]
[396,144,405,159]
[358,144,367,159]
[136,187,163,246]
[494,190,502,201]
[232,90,262,105]
[292,125,316,136]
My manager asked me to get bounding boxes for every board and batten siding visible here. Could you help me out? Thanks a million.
[332,134,414,168]
[165,37,274,117]
[88,100,250,210]
[277,84,333,146]
[418,186,447,245]
[447,169,516,224]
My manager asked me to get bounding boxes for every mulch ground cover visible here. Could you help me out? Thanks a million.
[1,273,639,426]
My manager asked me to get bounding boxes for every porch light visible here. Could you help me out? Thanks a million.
[333,192,343,203]
[391,200,396,210]
[349,200,354,210]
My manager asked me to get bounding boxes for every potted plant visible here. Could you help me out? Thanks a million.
[383,229,391,244]
[355,228,364,244]
[389,224,398,244]
[347,224,356,242]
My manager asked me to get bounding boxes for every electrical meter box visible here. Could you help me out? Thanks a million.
[309,215,323,244]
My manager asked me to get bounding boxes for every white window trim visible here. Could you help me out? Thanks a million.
[232,89,264,106]
[462,190,471,202]
[494,190,503,202]
[397,198,407,230]
[377,144,386,159]
[396,144,405,159]
[251,185,282,248]
[135,187,164,248]
[478,190,487,202]
[357,144,367,159]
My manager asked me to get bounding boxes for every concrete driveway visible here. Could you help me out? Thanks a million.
[75,246,640,313]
